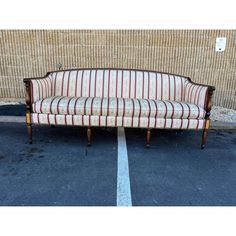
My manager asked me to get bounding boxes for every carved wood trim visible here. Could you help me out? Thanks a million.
[24,79,32,124]
[204,88,215,129]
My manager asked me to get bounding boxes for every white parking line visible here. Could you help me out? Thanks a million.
[117,127,132,206]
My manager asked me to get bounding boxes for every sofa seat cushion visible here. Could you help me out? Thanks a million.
[32,96,206,119]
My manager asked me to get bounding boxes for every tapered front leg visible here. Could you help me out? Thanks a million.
[201,128,208,149]
[87,127,92,146]
[146,129,151,148]
[201,118,210,149]
[27,123,32,144]
[26,111,32,144]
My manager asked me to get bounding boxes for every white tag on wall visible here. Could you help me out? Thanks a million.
[216,37,227,52]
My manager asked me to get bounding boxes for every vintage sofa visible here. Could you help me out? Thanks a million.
[24,68,215,148]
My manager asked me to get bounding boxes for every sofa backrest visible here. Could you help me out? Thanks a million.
[49,69,189,102]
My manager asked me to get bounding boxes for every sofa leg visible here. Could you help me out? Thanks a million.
[27,123,32,144]
[201,128,208,149]
[146,129,151,148]
[87,127,92,146]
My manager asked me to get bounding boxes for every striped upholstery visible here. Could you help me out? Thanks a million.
[31,76,52,103]
[30,69,209,129]
[184,81,208,108]
[31,69,208,107]
[51,70,186,101]
[32,96,205,119]
[31,113,205,129]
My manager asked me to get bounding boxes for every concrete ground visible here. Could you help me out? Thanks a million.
[0,122,236,206]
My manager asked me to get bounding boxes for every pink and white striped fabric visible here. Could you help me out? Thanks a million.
[31,113,205,129]
[31,76,52,103]
[32,96,205,119]
[30,69,209,129]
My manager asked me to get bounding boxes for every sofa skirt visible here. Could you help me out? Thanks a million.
[31,113,205,129]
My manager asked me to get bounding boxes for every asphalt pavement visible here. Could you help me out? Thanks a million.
[0,122,236,206]
[0,124,117,206]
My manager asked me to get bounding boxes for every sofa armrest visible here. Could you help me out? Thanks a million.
[23,74,52,110]
[184,78,215,111]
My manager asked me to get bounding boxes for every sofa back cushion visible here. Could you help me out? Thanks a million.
[50,69,188,102]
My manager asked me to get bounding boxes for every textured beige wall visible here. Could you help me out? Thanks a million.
[0,30,236,108]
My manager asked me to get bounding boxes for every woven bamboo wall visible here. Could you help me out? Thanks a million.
[0,30,236,108]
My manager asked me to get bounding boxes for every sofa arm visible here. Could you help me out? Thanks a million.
[184,78,215,110]
[23,74,52,109]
